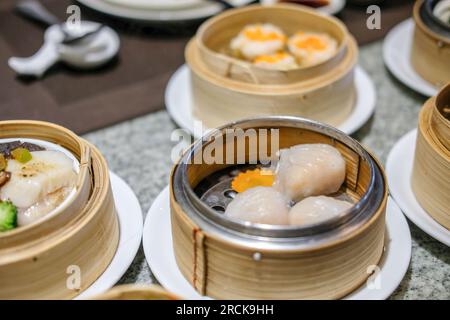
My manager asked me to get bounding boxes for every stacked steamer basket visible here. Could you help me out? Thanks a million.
[170,117,388,299]
[411,0,450,88]
[186,4,358,129]
[90,285,180,300]
[412,83,450,230]
[0,120,119,299]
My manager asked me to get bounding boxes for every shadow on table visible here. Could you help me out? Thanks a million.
[116,246,155,285]
[384,66,430,101]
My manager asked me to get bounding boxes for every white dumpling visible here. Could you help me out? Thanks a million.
[17,187,73,226]
[230,23,286,60]
[287,32,337,67]
[0,151,77,208]
[274,144,346,202]
[253,52,298,70]
[289,196,353,225]
[224,186,290,225]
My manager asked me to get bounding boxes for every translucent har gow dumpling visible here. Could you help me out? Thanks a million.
[224,186,290,225]
[289,196,353,225]
[274,144,346,202]
[230,23,287,60]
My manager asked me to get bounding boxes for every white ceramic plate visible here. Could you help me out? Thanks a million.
[76,171,143,299]
[104,0,204,10]
[386,129,450,246]
[261,0,346,15]
[76,0,254,22]
[165,64,376,138]
[383,19,439,97]
[143,186,411,300]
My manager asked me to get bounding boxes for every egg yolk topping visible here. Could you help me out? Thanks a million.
[294,36,327,51]
[231,168,275,193]
[244,26,286,42]
[254,52,290,64]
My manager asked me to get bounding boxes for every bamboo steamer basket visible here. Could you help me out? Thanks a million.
[412,83,450,230]
[186,35,357,129]
[411,0,450,88]
[170,117,388,299]
[195,4,350,85]
[90,285,180,300]
[0,120,119,299]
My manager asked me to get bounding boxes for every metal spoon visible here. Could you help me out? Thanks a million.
[15,0,103,45]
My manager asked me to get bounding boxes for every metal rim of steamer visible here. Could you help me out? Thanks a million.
[172,116,386,250]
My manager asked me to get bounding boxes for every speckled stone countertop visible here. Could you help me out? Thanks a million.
[83,40,450,300]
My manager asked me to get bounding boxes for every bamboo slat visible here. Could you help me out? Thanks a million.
[412,83,450,230]
[0,121,119,299]
[90,285,180,300]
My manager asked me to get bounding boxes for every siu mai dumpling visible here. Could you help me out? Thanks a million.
[230,24,287,60]
[224,186,290,225]
[253,52,298,70]
[288,32,337,67]
[289,196,353,225]
[274,144,346,202]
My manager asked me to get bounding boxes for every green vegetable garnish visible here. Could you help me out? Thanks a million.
[0,154,6,171]
[0,201,17,232]
[11,147,32,164]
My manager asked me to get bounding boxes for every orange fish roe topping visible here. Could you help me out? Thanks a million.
[231,168,275,193]
[254,52,290,64]
[244,26,286,42]
[295,36,327,51]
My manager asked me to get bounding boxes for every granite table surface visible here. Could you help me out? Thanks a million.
[83,40,450,300]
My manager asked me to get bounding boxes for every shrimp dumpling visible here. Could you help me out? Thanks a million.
[289,196,353,225]
[274,144,346,202]
[253,52,298,70]
[288,32,337,67]
[230,24,287,60]
[224,186,290,225]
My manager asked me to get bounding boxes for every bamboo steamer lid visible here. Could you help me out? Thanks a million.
[411,0,450,88]
[412,83,450,230]
[90,284,180,300]
[195,4,350,85]
[0,121,119,299]
[170,117,388,299]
